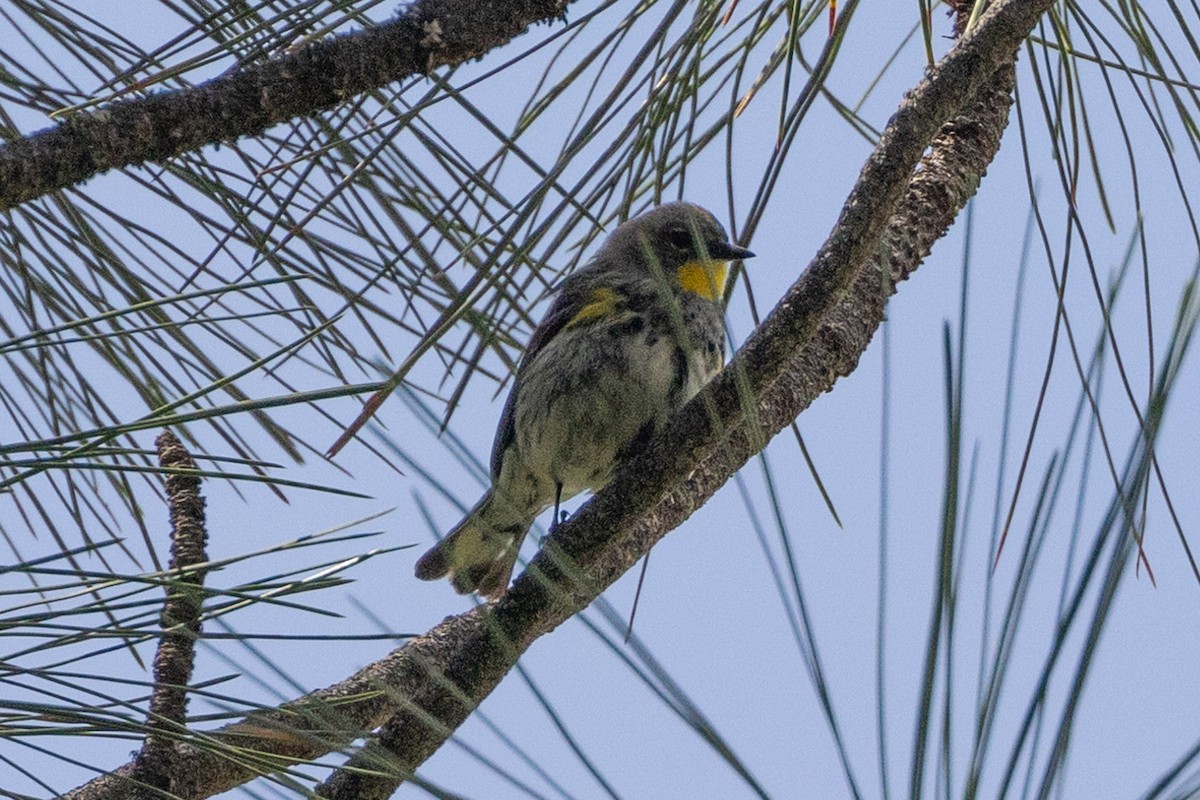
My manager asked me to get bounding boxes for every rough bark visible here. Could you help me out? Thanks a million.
[132,433,210,795]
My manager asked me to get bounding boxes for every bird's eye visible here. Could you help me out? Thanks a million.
[668,228,695,250]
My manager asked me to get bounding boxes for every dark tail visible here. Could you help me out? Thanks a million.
[414,490,535,598]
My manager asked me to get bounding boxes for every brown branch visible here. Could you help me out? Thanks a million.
[132,432,210,795]
[0,0,570,211]
[64,1,1052,797]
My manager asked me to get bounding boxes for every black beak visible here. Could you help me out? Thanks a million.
[710,241,755,260]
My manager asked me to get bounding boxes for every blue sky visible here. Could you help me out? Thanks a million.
[2,2,1200,798]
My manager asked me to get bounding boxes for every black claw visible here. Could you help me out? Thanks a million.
[547,509,571,538]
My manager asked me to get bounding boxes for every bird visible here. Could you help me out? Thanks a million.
[414,202,754,598]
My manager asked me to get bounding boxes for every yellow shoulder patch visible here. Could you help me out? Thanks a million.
[677,260,728,301]
[565,286,622,329]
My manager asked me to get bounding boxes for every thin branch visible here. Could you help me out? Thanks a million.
[0,0,572,211]
[64,1,1052,797]
[131,431,210,794]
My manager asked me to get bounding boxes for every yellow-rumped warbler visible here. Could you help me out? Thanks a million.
[414,202,754,598]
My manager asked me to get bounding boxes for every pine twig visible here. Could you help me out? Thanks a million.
[132,431,210,794]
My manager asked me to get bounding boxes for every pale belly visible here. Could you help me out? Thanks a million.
[510,321,687,502]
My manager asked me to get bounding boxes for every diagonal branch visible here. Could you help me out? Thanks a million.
[0,0,571,211]
[64,1,1053,798]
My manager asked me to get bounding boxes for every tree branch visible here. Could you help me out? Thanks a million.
[0,0,570,211]
[64,1,1053,797]
[132,432,210,795]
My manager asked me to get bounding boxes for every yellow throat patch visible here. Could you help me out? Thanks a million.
[676,260,728,301]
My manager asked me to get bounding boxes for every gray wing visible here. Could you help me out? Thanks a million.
[489,275,594,479]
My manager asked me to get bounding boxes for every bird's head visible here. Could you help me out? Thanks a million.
[609,202,755,301]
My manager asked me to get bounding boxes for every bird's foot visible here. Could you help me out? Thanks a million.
[546,508,571,537]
